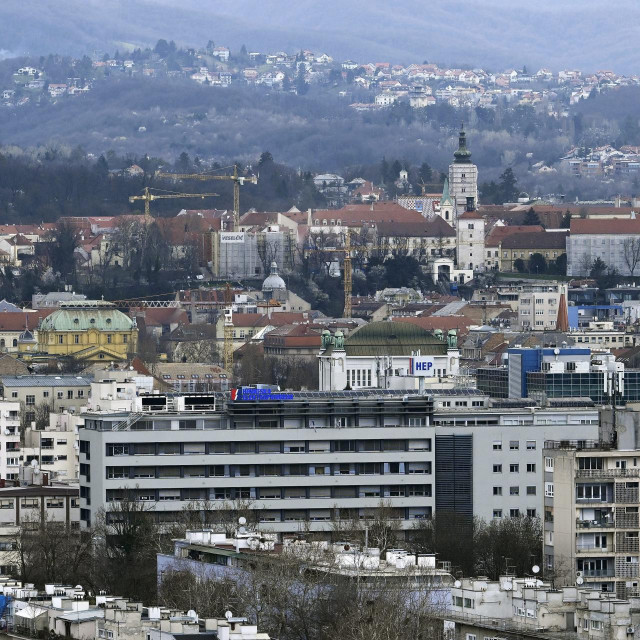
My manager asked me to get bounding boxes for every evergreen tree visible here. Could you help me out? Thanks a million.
[523,207,540,226]
[418,162,433,183]
[560,210,572,228]
[498,167,518,203]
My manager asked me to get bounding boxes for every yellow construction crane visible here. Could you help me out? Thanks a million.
[223,283,234,377]
[156,165,258,231]
[304,230,369,318]
[128,187,219,218]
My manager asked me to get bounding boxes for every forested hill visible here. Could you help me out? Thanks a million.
[3,0,640,73]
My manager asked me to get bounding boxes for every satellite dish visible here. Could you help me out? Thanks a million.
[454,580,462,588]
[225,611,233,620]
[504,581,513,591]
[238,526,247,535]
[238,517,247,526]
[187,610,197,620]
[532,565,540,574]
[576,577,584,585]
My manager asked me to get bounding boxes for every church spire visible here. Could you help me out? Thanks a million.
[453,122,472,164]
[441,176,451,203]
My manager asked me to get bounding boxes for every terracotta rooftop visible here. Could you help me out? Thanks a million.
[570,218,640,234]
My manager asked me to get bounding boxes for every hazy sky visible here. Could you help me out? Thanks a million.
[2,0,639,73]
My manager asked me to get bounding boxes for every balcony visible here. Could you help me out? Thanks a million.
[577,544,610,552]
[581,569,615,577]
[577,519,615,529]
[577,469,640,479]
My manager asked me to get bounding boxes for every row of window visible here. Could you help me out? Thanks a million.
[105,461,433,479]
[52,333,128,344]
[492,440,537,451]
[0,497,77,508]
[493,508,537,518]
[492,486,537,496]
[104,484,434,502]
[105,439,432,456]
[23,390,84,403]
[492,463,537,473]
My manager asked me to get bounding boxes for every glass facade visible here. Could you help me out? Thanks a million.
[476,368,509,398]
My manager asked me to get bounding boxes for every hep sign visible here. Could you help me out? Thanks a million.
[410,357,436,377]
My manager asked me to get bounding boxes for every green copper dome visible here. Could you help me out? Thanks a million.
[453,124,472,164]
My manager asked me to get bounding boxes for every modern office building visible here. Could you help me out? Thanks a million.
[476,347,640,404]
[78,378,600,533]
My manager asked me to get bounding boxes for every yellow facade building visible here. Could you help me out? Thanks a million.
[37,301,137,362]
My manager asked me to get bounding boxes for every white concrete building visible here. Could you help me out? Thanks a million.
[456,210,485,272]
[517,282,569,330]
[0,401,20,481]
[567,218,640,276]
[317,321,460,392]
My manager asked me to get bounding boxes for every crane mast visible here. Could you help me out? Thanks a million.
[155,165,257,231]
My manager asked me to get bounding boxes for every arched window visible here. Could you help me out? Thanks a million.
[12,339,17,347]
[0,339,5,348]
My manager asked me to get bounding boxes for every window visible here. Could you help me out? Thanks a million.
[510,464,519,473]
[25,395,35,406]
[527,463,536,473]
[493,509,502,518]
[493,441,502,450]
[527,509,537,518]
[510,509,520,518]
[526,440,536,450]
[545,482,554,497]
[74,334,80,344]
[510,486,519,496]
[545,457,554,471]
[526,486,536,495]
[493,464,502,473]
[58,335,64,344]
[123,335,128,344]
[493,486,502,496]
[510,440,519,450]
[107,334,113,344]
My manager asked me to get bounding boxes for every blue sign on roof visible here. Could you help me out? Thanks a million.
[231,387,294,401]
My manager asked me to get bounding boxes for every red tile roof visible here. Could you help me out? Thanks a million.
[570,218,640,234]
[131,308,189,327]
[314,203,425,226]
[501,230,568,250]
[0,310,54,331]
[485,225,545,247]
[376,217,455,238]
[458,210,483,220]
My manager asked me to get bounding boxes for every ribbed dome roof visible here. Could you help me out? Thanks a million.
[262,261,286,291]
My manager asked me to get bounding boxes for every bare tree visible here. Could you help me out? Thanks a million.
[623,237,640,276]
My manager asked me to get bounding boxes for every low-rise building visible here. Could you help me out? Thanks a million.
[37,301,138,362]
[318,321,460,391]
[500,230,568,271]
[0,375,92,417]
[517,282,568,330]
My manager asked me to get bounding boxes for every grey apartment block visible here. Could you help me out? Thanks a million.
[79,390,600,535]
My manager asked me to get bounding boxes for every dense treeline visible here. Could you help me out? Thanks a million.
[0,147,326,222]
[2,64,640,199]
